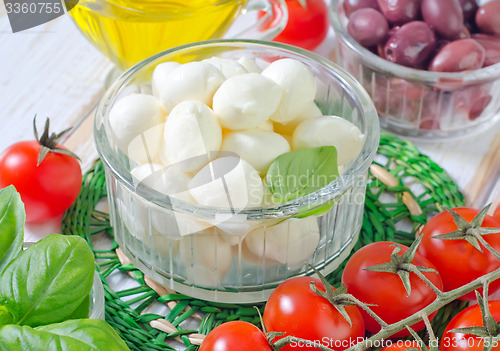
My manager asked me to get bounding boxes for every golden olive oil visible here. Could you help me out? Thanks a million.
[69,0,247,69]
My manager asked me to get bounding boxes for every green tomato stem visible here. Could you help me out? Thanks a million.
[346,294,388,328]
[272,335,335,351]
[345,270,500,351]
[474,232,500,261]
[272,270,500,351]
[409,266,444,297]
[420,312,438,351]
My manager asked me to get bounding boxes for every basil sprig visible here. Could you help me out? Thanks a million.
[0,186,24,275]
[266,146,340,204]
[0,319,128,350]
[0,234,95,327]
[0,186,129,351]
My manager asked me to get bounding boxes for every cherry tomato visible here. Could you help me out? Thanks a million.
[265,0,330,51]
[380,340,424,350]
[199,321,272,351]
[494,206,500,223]
[417,207,500,300]
[440,301,500,351]
[342,241,443,338]
[0,121,82,222]
[263,276,365,350]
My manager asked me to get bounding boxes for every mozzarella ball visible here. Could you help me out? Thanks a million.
[130,163,164,189]
[282,134,293,147]
[293,116,364,166]
[273,102,322,135]
[262,58,317,124]
[151,210,182,239]
[179,229,233,287]
[147,166,211,238]
[152,210,212,238]
[158,62,225,112]
[202,57,248,78]
[117,193,150,241]
[151,165,194,202]
[244,217,320,269]
[127,124,166,165]
[152,61,181,97]
[150,230,180,260]
[237,56,262,73]
[219,232,245,246]
[161,100,222,172]
[109,94,165,164]
[213,73,282,130]
[215,213,275,245]
[216,213,254,245]
[189,157,264,209]
[256,120,274,132]
[221,130,290,175]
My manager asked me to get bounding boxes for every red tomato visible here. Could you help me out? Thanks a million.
[380,340,424,350]
[440,301,500,351]
[342,241,443,338]
[263,276,365,350]
[0,140,82,222]
[417,207,500,300]
[494,206,500,223]
[199,321,272,351]
[265,0,330,51]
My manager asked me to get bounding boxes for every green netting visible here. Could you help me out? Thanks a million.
[61,132,467,351]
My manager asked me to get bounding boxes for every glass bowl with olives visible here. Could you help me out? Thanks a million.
[331,0,500,139]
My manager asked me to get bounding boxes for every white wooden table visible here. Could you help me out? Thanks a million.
[0,5,499,251]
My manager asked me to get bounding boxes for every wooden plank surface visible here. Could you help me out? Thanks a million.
[415,127,500,210]
[0,11,111,155]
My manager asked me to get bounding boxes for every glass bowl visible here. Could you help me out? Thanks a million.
[94,39,379,302]
[89,272,105,320]
[330,0,500,140]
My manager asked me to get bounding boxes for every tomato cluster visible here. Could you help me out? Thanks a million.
[263,277,365,350]
[200,205,500,351]
[441,301,500,351]
[342,241,443,338]
[417,207,500,300]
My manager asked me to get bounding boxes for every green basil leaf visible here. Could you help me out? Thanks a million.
[266,146,339,203]
[0,305,13,326]
[0,185,25,275]
[67,295,90,321]
[293,199,337,219]
[0,234,95,327]
[37,319,129,350]
[0,319,129,350]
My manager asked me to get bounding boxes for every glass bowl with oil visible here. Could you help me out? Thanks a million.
[67,0,288,70]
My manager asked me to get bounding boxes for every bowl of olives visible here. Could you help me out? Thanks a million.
[331,0,500,139]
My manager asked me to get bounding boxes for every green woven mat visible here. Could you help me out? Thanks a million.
[61,132,467,351]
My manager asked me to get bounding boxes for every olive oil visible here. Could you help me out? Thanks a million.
[69,0,247,69]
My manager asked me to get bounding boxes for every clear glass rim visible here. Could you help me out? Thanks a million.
[73,0,245,17]
[329,0,500,85]
[94,39,380,219]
